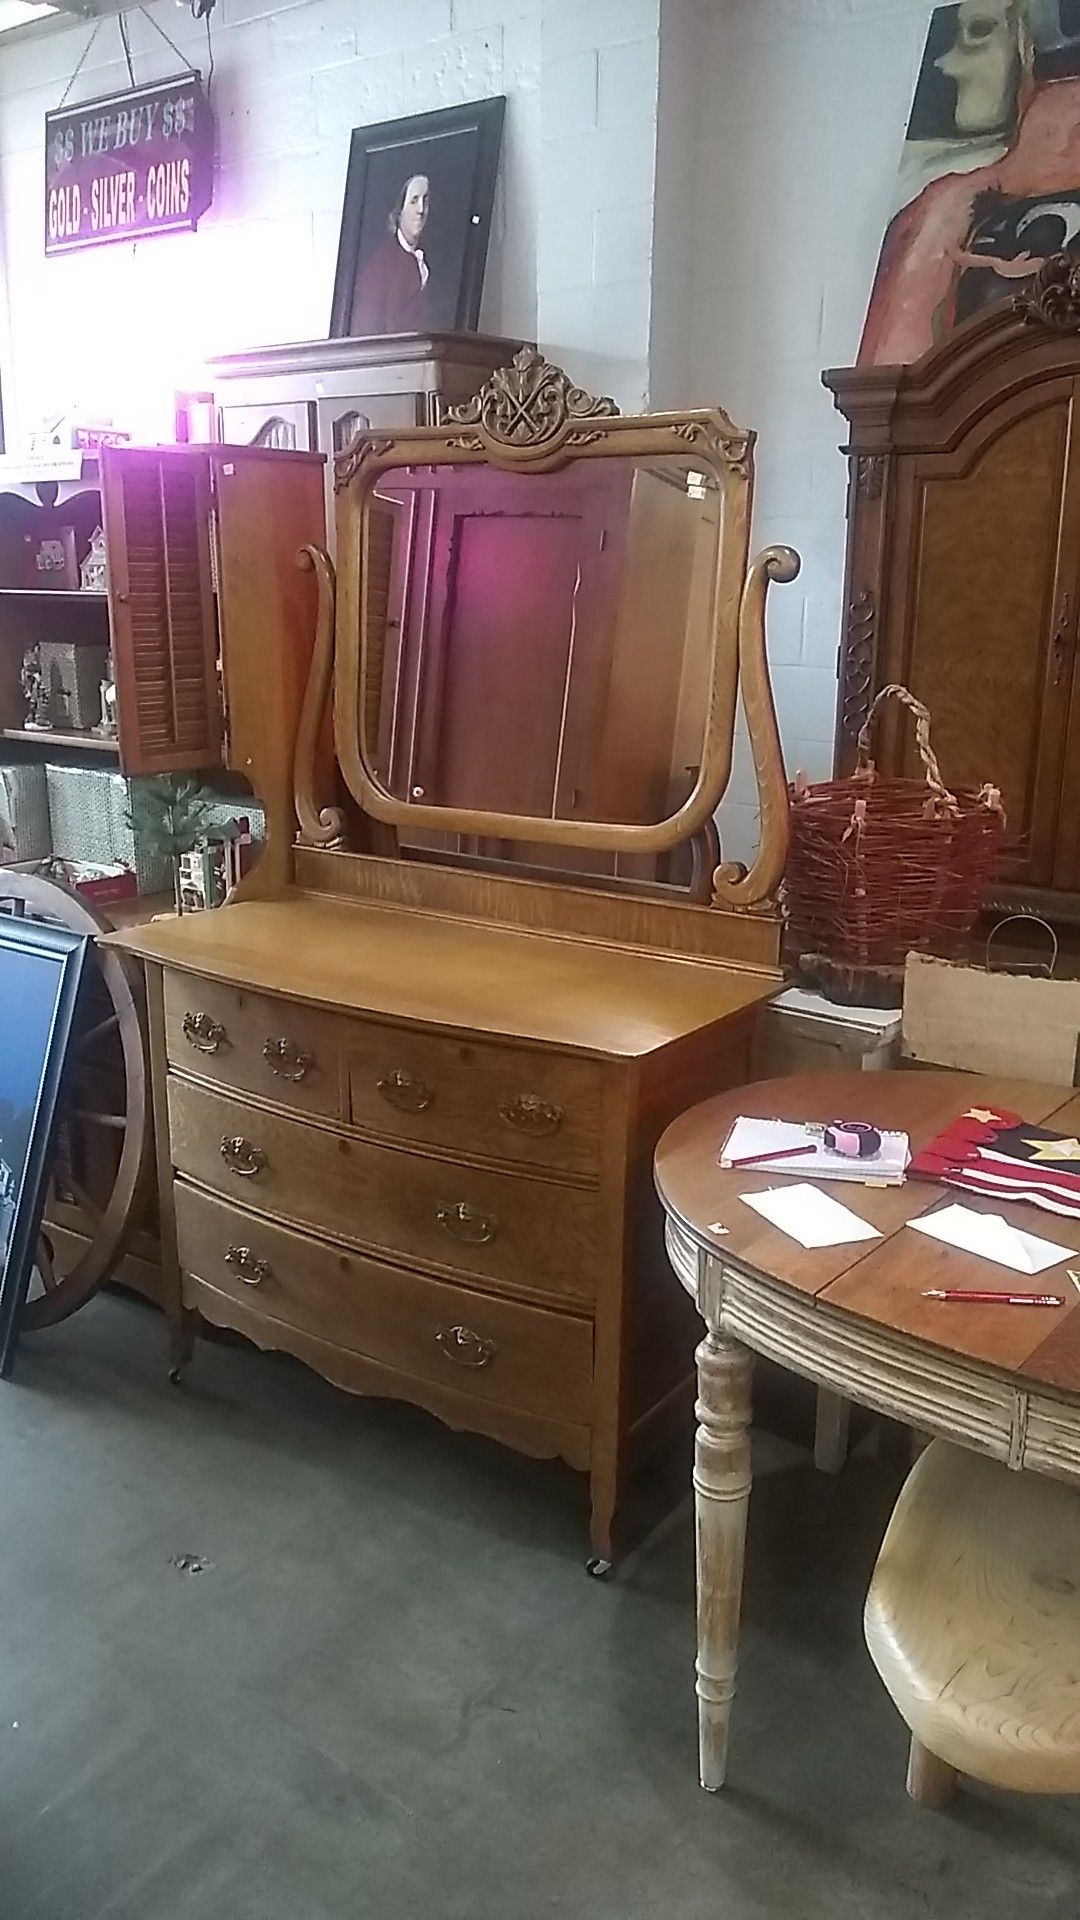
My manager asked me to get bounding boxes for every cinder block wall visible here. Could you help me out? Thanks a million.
[697,0,933,862]
[0,0,663,441]
[0,0,942,867]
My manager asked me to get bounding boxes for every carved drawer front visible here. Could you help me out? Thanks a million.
[174,1183,593,1424]
[168,1077,599,1305]
[163,971,342,1120]
[346,1023,602,1175]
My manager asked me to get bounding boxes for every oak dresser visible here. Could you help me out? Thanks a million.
[119,890,777,1567]
[106,349,798,1566]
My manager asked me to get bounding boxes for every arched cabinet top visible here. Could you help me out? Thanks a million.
[824,255,1080,456]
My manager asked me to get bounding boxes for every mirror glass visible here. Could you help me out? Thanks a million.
[361,455,723,828]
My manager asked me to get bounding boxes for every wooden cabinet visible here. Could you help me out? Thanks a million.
[206,333,530,540]
[102,444,325,787]
[824,265,1080,920]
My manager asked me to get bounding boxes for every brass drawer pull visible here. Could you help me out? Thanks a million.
[263,1037,314,1083]
[436,1200,496,1246]
[377,1068,434,1114]
[220,1135,266,1179]
[499,1092,564,1137]
[182,1010,227,1055]
[224,1245,270,1287]
[435,1324,496,1369]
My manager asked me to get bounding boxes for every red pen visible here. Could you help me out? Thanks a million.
[720,1145,816,1170]
[922,1288,1065,1307]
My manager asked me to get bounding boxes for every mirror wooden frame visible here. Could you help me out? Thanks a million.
[294,349,798,909]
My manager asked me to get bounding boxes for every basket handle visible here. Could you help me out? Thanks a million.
[985,914,1058,979]
[855,683,958,812]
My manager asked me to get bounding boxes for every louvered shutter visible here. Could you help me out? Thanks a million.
[102,447,222,774]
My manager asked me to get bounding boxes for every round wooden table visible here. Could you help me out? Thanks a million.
[654,1070,1080,1791]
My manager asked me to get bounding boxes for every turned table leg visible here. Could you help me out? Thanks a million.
[814,1387,851,1474]
[694,1328,754,1790]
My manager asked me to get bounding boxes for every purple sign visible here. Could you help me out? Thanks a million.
[45,74,213,255]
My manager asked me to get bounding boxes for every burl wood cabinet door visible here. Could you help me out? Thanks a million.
[878,380,1080,888]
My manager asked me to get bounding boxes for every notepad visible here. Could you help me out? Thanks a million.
[907,1204,1077,1275]
[720,1116,910,1185]
[740,1183,883,1250]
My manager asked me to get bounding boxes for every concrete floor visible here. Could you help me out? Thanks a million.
[0,1296,1077,1920]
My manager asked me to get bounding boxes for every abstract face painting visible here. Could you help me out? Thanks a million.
[860,1,1080,364]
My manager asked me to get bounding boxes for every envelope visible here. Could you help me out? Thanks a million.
[907,1203,1077,1275]
[739,1183,883,1250]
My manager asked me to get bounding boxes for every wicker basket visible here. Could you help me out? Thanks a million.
[785,685,1006,1004]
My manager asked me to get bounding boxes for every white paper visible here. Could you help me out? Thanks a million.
[907,1204,1077,1275]
[740,1183,883,1250]
[724,1118,817,1160]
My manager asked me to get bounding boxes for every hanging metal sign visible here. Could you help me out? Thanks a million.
[45,73,213,255]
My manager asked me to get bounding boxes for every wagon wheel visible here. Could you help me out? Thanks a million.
[0,869,150,1328]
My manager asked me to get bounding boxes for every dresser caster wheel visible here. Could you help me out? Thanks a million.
[586,1557,613,1580]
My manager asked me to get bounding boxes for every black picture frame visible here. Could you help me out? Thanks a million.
[329,96,506,340]
[0,917,87,1378]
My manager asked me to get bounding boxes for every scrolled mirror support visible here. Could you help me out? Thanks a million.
[712,545,800,911]
[293,543,347,850]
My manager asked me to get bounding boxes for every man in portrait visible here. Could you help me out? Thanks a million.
[350,173,431,336]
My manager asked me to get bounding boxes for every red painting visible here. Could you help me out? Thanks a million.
[860,2,1080,366]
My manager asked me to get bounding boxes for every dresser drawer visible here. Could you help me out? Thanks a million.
[168,1077,600,1305]
[164,972,342,1120]
[347,1023,602,1175]
[174,1183,593,1424]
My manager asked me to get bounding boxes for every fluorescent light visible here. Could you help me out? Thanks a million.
[0,0,59,29]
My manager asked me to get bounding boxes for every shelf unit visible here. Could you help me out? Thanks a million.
[0,445,321,894]
[0,586,107,603]
[0,468,122,876]
[1,726,118,754]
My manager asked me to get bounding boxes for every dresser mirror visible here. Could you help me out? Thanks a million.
[294,350,797,912]
[361,452,721,832]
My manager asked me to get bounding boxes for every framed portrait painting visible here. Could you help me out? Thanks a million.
[0,917,86,1377]
[330,96,506,339]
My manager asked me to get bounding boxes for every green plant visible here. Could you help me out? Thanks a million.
[124,777,214,863]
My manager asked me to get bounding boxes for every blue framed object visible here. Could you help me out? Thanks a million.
[0,917,87,1376]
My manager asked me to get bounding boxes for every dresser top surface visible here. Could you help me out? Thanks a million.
[106,894,778,1058]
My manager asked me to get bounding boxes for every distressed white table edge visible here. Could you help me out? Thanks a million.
[661,1207,1080,1792]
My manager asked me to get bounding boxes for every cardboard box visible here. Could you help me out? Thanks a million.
[902,951,1080,1085]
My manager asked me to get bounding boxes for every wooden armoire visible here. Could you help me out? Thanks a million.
[824,254,1080,921]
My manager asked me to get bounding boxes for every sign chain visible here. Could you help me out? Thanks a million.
[57,20,104,111]
[59,8,208,116]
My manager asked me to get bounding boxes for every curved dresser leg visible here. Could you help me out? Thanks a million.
[168,1306,198,1385]
[694,1329,754,1790]
[587,1462,617,1577]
